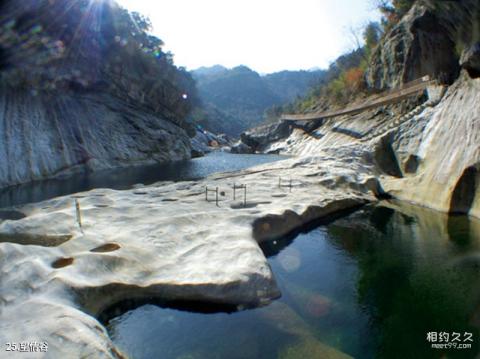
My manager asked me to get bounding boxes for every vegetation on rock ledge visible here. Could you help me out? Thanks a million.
[0,0,198,132]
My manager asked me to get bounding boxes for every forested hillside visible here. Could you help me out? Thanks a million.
[276,0,470,117]
[191,65,324,136]
[0,0,198,131]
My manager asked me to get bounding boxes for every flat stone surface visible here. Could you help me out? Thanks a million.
[0,153,374,358]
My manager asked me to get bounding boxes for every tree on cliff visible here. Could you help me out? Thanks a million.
[374,0,416,27]
[265,18,383,117]
[363,22,382,59]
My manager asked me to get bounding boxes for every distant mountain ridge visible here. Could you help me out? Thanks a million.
[190,65,324,136]
[263,69,327,102]
[192,65,229,78]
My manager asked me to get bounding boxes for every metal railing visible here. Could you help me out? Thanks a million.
[233,183,247,207]
[205,186,219,207]
[205,178,297,208]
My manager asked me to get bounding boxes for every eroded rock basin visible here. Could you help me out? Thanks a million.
[107,202,480,359]
[0,152,374,358]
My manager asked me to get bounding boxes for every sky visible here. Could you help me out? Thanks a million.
[115,0,381,74]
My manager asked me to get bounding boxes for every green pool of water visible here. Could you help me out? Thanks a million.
[107,202,480,358]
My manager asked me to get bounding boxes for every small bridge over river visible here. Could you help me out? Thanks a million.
[281,76,438,122]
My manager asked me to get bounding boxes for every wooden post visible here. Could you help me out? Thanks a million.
[233,183,236,200]
[75,199,83,231]
[244,184,247,207]
[205,187,208,201]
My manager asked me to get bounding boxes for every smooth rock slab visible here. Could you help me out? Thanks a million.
[0,154,374,358]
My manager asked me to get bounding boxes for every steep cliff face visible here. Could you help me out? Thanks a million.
[0,0,195,188]
[0,88,191,188]
[382,72,480,218]
[358,1,480,217]
[366,3,462,89]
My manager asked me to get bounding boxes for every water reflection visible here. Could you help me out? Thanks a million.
[0,152,285,208]
[328,202,480,358]
[106,202,480,359]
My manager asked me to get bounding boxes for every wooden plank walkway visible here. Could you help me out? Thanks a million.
[281,76,436,122]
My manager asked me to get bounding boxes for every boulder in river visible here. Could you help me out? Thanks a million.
[230,141,255,154]
[191,129,232,157]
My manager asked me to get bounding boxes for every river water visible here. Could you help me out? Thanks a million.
[107,202,480,359]
[0,152,285,208]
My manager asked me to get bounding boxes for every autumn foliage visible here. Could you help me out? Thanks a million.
[344,67,365,92]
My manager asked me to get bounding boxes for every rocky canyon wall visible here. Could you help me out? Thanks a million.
[0,88,191,188]
[240,1,480,218]
[0,0,195,188]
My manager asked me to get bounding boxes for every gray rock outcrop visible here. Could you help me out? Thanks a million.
[366,4,460,89]
[241,121,292,150]
[0,154,373,358]
[259,72,479,218]
[381,72,480,217]
[232,121,292,154]
[230,141,255,154]
[0,0,196,188]
[460,42,480,78]
[191,129,232,157]
[0,88,192,188]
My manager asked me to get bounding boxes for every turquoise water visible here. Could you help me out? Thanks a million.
[107,202,480,359]
[0,152,285,208]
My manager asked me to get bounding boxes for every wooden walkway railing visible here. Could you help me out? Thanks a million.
[281,76,436,122]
